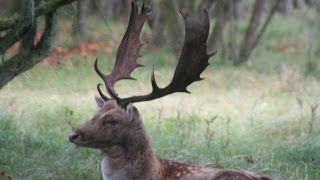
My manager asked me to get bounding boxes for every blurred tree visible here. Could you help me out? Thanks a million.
[238,0,267,64]
[304,4,320,77]
[148,0,166,46]
[235,0,281,65]
[100,0,130,19]
[315,0,320,11]
[115,0,131,20]
[206,0,280,65]
[207,0,228,54]
[164,0,184,53]
[73,0,91,36]
[198,0,217,15]
[0,0,76,89]
[74,0,131,37]
[292,0,303,9]
[305,0,315,7]
[146,0,184,53]
[100,0,115,17]
[0,0,14,15]
[277,0,291,14]
[232,0,243,19]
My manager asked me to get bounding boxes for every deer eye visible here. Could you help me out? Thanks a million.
[107,119,117,125]
[103,115,118,126]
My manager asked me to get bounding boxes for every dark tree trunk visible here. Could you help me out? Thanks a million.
[292,0,303,9]
[198,0,217,17]
[179,0,197,15]
[162,0,184,54]
[148,0,166,46]
[74,0,91,36]
[277,0,291,14]
[207,0,228,53]
[235,0,281,65]
[100,0,112,16]
[236,0,266,65]
[316,0,320,11]
[228,0,237,61]
[0,0,14,14]
[305,0,315,7]
[232,0,242,19]
[110,0,130,20]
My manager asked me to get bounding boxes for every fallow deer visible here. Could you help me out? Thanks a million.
[69,3,270,180]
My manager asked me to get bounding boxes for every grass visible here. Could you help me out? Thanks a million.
[1,11,320,180]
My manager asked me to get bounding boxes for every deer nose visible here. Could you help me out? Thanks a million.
[69,133,79,142]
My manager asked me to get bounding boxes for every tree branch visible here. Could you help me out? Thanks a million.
[0,0,75,31]
[0,0,35,56]
[0,12,58,89]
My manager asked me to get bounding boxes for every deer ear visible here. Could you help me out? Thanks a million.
[95,96,105,108]
[126,103,141,124]
[126,103,133,121]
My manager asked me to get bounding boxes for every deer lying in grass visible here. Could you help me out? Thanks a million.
[69,3,270,180]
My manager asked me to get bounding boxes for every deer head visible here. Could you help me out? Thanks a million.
[69,2,214,148]
[69,99,143,149]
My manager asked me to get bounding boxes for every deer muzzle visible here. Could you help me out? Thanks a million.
[69,131,80,142]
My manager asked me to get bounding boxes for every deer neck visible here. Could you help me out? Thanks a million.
[101,123,161,180]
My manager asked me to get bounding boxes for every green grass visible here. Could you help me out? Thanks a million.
[1,11,320,179]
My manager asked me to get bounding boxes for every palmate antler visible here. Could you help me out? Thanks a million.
[95,2,216,107]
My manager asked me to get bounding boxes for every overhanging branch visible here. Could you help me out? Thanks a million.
[0,0,35,56]
[0,0,76,31]
[0,12,58,89]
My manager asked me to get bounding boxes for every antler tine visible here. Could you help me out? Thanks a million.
[95,3,151,103]
[117,8,214,107]
[94,58,106,80]
[97,84,110,101]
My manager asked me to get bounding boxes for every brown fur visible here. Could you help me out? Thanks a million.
[69,100,270,180]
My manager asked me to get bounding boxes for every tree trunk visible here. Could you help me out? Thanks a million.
[100,0,112,16]
[207,0,228,53]
[232,0,243,19]
[149,0,166,46]
[0,0,14,14]
[292,0,303,9]
[277,0,291,14]
[315,0,320,11]
[179,0,197,15]
[235,0,280,65]
[74,0,91,36]
[236,0,266,65]
[305,0,315,7]
[162,0,184,54]
[228,0,237,61]
[112,0,130,20]
[198,0,219,15]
